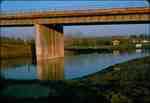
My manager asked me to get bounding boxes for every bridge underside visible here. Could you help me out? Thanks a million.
[1,21,150,27]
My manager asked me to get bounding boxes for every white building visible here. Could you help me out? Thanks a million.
[135,44,142,48]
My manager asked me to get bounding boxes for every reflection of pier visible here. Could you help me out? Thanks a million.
[37,58,64,80]
[136,49,142,53]
[112,50,120,56]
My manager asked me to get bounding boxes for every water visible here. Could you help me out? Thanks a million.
[0,49,149,80]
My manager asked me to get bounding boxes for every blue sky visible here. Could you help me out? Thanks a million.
[0,0,150,38]
[1,1,149,12]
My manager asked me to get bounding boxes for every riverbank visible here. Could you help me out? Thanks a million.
[65,44,150,52]
[0,43,34,59]
[65,44,150,57]
[0,56,150,103]
[79,56,150,103]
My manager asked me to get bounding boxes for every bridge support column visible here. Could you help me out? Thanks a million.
[35,24,64,60]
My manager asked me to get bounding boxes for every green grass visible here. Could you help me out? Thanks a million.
[80,56,150,103]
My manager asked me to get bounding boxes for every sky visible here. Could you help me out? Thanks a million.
[0,0,150,38]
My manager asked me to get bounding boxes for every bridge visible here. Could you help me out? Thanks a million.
[0,7,150,60]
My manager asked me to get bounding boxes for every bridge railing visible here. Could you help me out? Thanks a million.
[0,7,149,18]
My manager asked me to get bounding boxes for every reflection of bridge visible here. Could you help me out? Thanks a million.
[0,57,64,80]
[0,7,150,60]
[37,58,64,80]
[0,57,32,69]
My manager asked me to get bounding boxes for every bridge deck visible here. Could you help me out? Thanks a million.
[0,7,150,26]
[0,7,150,19]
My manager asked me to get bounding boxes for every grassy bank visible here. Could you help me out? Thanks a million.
[79,56,150,103]
[65,45,136,53]
[65,44,150,51]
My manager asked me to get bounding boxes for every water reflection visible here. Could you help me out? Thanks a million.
[0,49,149,80]
[37,58,64,80]
[0,57,64,80]
[136,49,142,53]
[64,49,150,79]
[0,58,36,80]
[0,57,32,69]
[112,50,120,56]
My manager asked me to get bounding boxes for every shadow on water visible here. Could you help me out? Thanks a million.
[31,43,36,65]
[65,49,112,55]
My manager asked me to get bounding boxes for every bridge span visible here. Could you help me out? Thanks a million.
[0,7,150,60]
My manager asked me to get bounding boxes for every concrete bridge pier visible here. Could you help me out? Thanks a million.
[35,24,64,60]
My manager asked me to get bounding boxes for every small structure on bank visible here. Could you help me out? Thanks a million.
[131,38,150,48]
[112,39,120,46]
[135,43,142,48]
[141,39,149,43]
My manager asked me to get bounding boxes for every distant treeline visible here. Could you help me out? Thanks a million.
[64,35,150,51]
[0,36,35,59]
[1,34,149,46]
[65,37,127,48]
[0,36,34,44]
[0,35,150,58]
[129,34,150,39]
